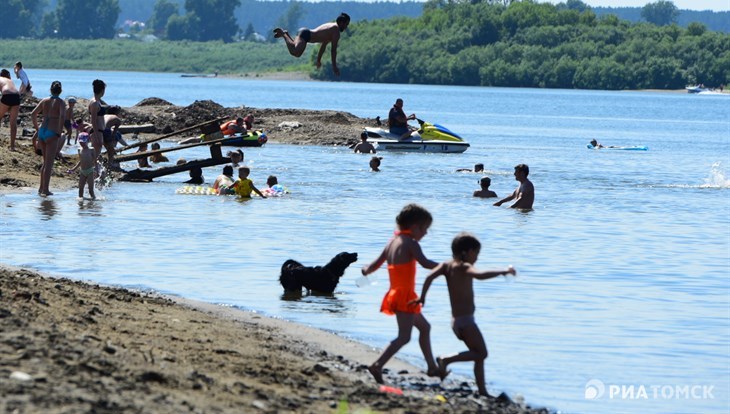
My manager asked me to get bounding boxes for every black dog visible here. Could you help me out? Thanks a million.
[279,252,358,294]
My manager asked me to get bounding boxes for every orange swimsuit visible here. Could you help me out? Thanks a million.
[380,230,422,315]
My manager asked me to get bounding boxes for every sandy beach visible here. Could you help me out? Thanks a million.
[0,102,552,413]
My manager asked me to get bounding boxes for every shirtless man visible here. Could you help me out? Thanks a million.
[273,13,350,76]
[0,69,21,151]
[353,131,376,153]
[493,163,534,209]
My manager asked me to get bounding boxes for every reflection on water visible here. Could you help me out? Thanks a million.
[37,198,58,220]
[279,292,353,317]
[77,198,105,215]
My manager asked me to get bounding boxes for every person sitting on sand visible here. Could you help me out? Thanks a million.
[149,142,169,163]
[0,68,21,151]
[493,164,534,210]
[473,177,497,198]
[221,118,246,136]
[457,163,484,173]
[213,165,235,194]
[184,166,204,185]
[273,13,350,76]
[353,131,376,154]
[369,156,382,172]
[67,134,97,199]
[411,232,516,397]
[230,166,266,198]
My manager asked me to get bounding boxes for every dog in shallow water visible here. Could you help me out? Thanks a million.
[279,252,358,294]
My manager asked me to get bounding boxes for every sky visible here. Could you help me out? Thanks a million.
[539,0,729,11]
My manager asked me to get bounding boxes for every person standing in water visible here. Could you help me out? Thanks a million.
[31,81,66,196]
[273,13,350,76]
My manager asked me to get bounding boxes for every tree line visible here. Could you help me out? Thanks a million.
[318,0,729,89]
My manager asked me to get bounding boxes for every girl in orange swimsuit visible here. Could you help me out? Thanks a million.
[361,203,442,384]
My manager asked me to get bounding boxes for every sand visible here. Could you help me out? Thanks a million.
[1,101,552,413]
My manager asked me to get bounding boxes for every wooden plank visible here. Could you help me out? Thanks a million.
[119,157,231,182]
[114,137,229,162]
[118,124,156,133]
[115,116,228,153]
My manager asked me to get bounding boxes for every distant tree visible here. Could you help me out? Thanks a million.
[166,13,200,41]
[686,22,707,36]
[641,0,678,26]
[148,0,179,36]
[183,0,241,42]
[243,23,255,40]
[0,0,45,39]
[45,0,120,39]
[559,0,590,13]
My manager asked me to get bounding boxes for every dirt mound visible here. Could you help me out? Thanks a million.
[135,97,174,106]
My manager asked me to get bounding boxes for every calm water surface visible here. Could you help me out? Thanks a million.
[2,70,729,414]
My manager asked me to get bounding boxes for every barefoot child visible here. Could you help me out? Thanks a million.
[361,203,440,383]
[412,232,516,397]
[67,134,96,199]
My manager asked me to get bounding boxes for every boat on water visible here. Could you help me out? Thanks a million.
[221,130,268,147]
[364,119,469,153]
[686,85,707,93]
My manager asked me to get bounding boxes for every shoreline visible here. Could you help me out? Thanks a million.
[0,265,550,413]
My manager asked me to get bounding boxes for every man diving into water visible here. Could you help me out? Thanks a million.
[273,13,350,76]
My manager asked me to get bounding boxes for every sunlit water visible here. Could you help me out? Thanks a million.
[2,70,729,414]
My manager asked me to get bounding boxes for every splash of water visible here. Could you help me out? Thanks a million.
[701,162,730,188]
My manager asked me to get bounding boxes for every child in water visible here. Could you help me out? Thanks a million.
[229,167,266,198]
[473,177,497,198]
[411,232,516,397]
[67,134,96,199]
[213,165,235,194]
[370,156,382,172]
[361,203,441,383]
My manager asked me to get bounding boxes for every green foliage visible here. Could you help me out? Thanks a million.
[48,0,121,39]
[0,39,298,75]
[318,0,729,89]
[148,0,179,36]
[0,0,44,39]
[184,0,242,42]
[640,0,679,26]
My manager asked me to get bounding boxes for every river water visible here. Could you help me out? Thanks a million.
[2,69,729,414]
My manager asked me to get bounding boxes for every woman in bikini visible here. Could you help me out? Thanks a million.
[88,79,107,159]
[31,81,67,196]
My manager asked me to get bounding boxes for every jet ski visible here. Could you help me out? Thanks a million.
[364,119,469,153]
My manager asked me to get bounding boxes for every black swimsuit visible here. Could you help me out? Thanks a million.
[299,29,312,43]
[1,93,20,107]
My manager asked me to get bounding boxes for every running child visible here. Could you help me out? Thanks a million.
[67,134,96,199]
[361,203,440,383]
[411,232,516,397]
[229,166,266,198]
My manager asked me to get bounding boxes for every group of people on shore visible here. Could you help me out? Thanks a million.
[1,69,134,197]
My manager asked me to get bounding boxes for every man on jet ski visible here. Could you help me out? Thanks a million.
[388,98,417,140]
